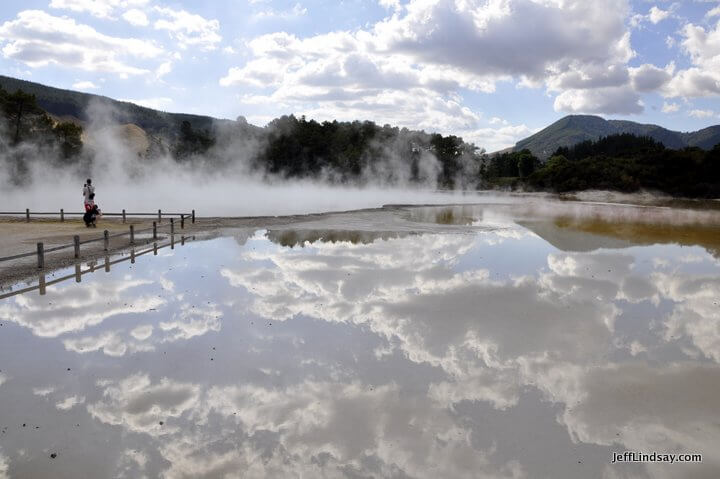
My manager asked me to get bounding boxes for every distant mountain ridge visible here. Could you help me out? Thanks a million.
[513,115,720,159]
[0,75,232,137]
[3,75,718,160]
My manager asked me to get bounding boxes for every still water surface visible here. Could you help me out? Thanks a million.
[1,204,719,478]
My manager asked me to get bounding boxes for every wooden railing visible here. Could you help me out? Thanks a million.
[0,210,197,269]
[0,208,195,223]
[0,235,197,299]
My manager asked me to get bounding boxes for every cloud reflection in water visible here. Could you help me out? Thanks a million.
[0,207,719,478]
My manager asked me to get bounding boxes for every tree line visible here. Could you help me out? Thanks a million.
[526,133,720,197]
[2,87,718,196]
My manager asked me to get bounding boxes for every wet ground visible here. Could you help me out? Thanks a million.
[0,203,719,478]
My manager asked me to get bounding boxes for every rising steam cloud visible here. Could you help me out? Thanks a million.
[0,99,496,217]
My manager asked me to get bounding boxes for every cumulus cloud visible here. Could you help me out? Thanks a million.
[56,395,85,410]
[154,7,221,50]
[122,8,149,27]
[629,62,673,91]
[0,10,162,76]
[49,0,149,19]
[688,108,716,118]
[648,6,670,24]
[221,0,637,144]
[661,101,680,113]
[252,2,308,20]
[379,0,402,10]
[664,18,720,98]
[553,86,643,115]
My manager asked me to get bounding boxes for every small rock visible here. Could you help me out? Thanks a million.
[50,453,57,459]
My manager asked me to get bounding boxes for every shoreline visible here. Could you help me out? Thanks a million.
[3,193,720,288]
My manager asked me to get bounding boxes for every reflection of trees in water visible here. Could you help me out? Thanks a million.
[406,205,483,225]
[265,229,414,247]
[552,217,720,259]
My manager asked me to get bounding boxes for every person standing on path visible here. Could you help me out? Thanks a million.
[83,179,95,210]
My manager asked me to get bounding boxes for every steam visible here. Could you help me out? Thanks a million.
[0,99,497,217]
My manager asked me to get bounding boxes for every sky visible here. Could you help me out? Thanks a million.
[0,0,719,152]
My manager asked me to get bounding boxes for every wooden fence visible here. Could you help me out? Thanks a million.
[0,210,196,269]
[0,208,195,224]
[0,235,196,300]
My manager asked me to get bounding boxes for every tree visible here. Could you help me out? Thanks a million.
[517,149,540,178]
[0,89,53,144]
[173,120,215,159]
[53,121,83,158]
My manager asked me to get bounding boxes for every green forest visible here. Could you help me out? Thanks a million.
[527,134,720,197]
[1,86,719,197]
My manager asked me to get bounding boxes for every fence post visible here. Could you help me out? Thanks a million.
[129,225,135,245]
[153,221,157,240]
[158,209,162,223]
[26,208,30,222]
[170,218,174,235]
[60,208,64,222]
[104,256,110,273]
[39,274,46,295]
[75,263,81,283]
[122,209,126,223]
[103,230,109,251]
[181,235,185,246]
[153,242,158,256]
[73,235,80,258]
[180,215,185,229]
[36,242,44,269]
[130,248,135,264]
[192,209,195,224]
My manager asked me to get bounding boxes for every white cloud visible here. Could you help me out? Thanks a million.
[664,20,720,98]
[379,0,401,10]
[55,395,85,410]
[661,101,680,113]
[688,108,716,118]
[253,2,308,20]
[122,8,149,27]
[222,0,637,145]
[0,10,163,76]
[629,62,673,91]
[155,60,172,79]
[553,85,643,115]
[49,0,149,19]
[130,324,153,340]
[706,6,720,19]
[648,6,670,24]
[72,80,99,90]
[465,123,536,152]
[154,7,222,50]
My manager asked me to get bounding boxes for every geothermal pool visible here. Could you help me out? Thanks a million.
[0,204,719,478]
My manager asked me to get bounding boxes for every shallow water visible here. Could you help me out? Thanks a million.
[1,205,719,478]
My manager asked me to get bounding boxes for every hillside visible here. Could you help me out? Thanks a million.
[0,75,230,137]
[514,115,720,158]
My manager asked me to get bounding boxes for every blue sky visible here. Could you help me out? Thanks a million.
[1,0,719,151]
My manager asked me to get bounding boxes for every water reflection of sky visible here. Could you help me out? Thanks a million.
[1,207,720,478]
